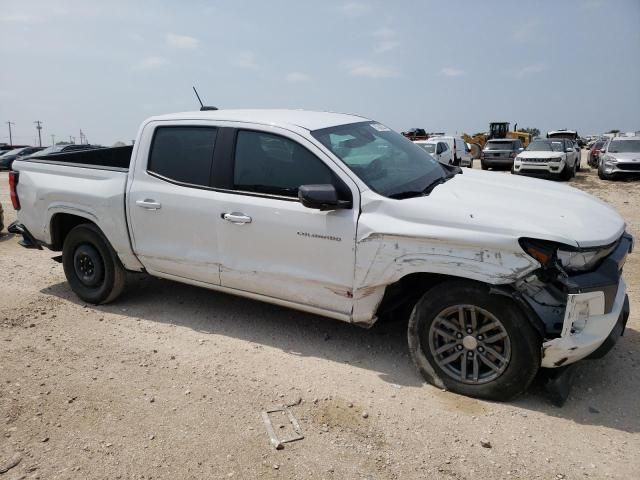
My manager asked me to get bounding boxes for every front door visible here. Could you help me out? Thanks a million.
[216,128,358,315]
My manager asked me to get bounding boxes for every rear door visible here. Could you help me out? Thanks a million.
[214,127,359,315]
[127,123,224,285]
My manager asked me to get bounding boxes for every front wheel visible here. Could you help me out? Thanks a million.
[62,224,126,304]
[407,280,541,401]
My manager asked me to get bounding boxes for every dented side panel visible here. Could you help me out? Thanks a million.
[351,190,540,325]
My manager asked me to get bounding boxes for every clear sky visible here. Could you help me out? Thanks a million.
[1,0,639,146]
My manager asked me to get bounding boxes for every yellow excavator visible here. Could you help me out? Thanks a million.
[463,122,532,158]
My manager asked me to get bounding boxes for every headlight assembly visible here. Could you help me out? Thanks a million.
[519,238,616,273]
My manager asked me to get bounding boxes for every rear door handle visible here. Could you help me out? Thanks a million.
[222,212,252,224]
[136,199,162,210]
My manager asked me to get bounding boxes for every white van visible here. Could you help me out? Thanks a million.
[425,136,472,167]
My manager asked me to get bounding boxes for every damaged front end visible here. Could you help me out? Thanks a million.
[513,233,633,368]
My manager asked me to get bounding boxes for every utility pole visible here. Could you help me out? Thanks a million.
[51,134,56,146]
[69,135,75,144]
[6,121,15,146]
[34,120,43,147]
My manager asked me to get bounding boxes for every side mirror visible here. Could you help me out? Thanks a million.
[298,184,350,211]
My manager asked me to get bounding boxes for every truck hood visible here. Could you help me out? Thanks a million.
[362,169,625,249]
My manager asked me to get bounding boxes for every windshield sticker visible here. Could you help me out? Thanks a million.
[371,123,390,132]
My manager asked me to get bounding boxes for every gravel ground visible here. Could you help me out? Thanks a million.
[1,151,639,480]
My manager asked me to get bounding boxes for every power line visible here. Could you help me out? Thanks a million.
[34,120,43,147]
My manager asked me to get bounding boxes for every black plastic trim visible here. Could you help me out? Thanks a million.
[566,233,632,313]
[7,221,43,250]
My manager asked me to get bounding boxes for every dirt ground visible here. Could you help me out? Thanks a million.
[1,151,639,480]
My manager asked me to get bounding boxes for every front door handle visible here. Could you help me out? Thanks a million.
[136,199,162,210]
[222,212,252,224]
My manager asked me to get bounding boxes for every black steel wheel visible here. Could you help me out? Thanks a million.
[62,223,126,304]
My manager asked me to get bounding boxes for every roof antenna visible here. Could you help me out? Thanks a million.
[192,86,218,111]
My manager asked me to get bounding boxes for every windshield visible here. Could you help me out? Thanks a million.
[527,140,563,152]
[34,146,59,156]
[2,148,26,156]
[608,140,640,153]
[312,121,448,198]
[485,141,514,150]
[417,143,436,153]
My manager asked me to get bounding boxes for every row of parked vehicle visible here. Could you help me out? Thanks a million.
[405,129,638,182]
[0,143,102,170]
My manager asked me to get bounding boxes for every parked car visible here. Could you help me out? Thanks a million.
[588,138,609,168]
[402,128,428,141]
[0,146,45,170]
[512,138,580,180]
[428,136,472,167]
[480,139,524,170]
[0,144,29,155]
[9,109,632,402]
[598,136,640,180]
[414,139,453,165]
[30,143,102,158]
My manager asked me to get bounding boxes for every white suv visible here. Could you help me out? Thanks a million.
[513,138,579,180]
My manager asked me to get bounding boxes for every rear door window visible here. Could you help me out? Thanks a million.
[148,126,217,187]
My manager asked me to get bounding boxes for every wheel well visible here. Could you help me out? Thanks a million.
[374,273,454,324]
[374,273,545,338]
[50,213,95,251]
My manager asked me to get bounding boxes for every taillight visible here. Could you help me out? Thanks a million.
[9,171,20,210]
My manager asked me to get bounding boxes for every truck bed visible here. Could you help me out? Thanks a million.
[24,145,133,171]
[11,150,143,271]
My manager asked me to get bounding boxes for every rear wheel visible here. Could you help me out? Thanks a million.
[62,224,126,304]
[407,280,540,401]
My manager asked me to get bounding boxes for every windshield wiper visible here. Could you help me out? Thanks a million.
[388,171,456,199]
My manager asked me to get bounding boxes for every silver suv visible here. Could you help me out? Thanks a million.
[598,137,640,180]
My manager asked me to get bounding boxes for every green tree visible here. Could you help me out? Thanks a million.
[517,127,540,137]
[607,129,620,134]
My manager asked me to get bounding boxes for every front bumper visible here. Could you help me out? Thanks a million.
[600,161,640,174]
[513,158,565,175]
[540,232,633,368]
[541,278,628,367]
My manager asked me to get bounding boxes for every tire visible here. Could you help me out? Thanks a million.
[481,161,488,170]
[559,162,572,181]
[62,223,126,304]
[407,280,540,401]
[598,165,615,181]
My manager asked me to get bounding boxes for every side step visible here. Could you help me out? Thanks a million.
[7,221,43,250]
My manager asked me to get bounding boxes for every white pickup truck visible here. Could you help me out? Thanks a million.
[9,109,632,401]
